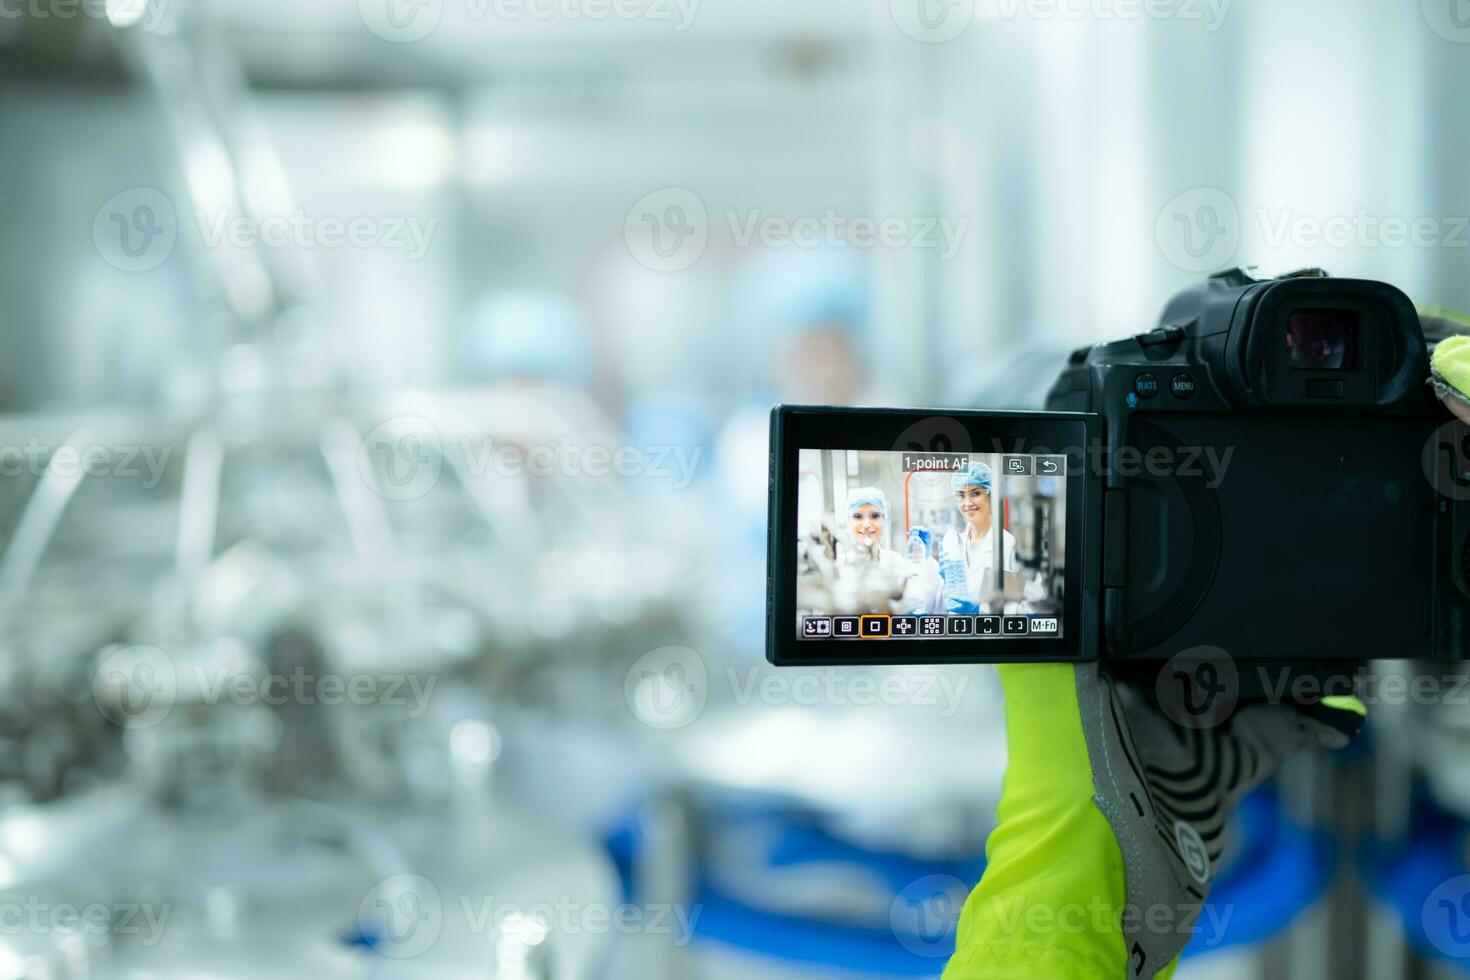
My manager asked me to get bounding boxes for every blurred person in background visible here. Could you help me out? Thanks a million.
[444,288,631,536]
[454,287,616,449]
[732,248,872,407]
[707,250,875,643]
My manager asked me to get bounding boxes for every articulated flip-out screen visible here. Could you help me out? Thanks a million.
[768,407,1096,665]
[794,448,1068,643]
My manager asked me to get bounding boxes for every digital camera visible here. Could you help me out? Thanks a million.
[767,268,1470,670]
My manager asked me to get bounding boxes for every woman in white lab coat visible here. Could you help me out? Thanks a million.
[844,487,942,614]
[845,486,906,572]
[937,463,1023,614]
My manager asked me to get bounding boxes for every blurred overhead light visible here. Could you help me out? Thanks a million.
[105,0,147,28]
[366,122,456,190]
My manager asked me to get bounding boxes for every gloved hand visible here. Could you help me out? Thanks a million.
[1429,326,1470,424]
[943,663,1364,980]
[944,306,1469,979]
[946,597,981,616]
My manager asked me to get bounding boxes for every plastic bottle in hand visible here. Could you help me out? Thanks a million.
[904,527,941,614]
[939,530,969,609]
[906,527,932,563]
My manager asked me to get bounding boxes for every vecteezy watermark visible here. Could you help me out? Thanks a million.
[973,436,1236,488]
[884,416,976,486]
[623,188,709,273]
[1155,649,1470,730]
[1253,666,1470,708]
[91,646,440,730]
[1423,418,1470,501]
[91,646,177,730]
[195,209,437,262]
[92,189,438,272]
[945,896,1233,956]
[622,187,971,273]
[0,897,172,947]
[1086,442,1232,487]
[356,875,700,960]
[890,874,970,958]
[92,188,177,273]
[0,0,171,32]
[623,647,973,730]
[888,0,974,43]
[1423,874,1470,958]
[357,417,705,502]
[462,897,699,946]
[0,438,172,488]
[726,667,970,719]
[358,875,443,958]
[1256,208,1470,251]
[1157,192,1470,271]
[357,0,699,43]
[1155,646,1239,729]
[726,210,970,262]
[888,0,1231,44]
[1423,0,1470,44]
[624,646,708,730]
[1155,187,1240,274]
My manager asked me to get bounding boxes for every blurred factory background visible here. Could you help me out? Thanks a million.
[3,0,1470,977]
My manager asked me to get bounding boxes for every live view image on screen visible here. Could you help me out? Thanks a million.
[795,449,1067,641]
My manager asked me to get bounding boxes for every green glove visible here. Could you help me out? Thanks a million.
[946,304,1464,979]
[943,663,1364,980]
[1431,342,1470,427]
[1422,306,1470,421]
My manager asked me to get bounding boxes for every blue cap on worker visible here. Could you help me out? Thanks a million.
[951,463,992,494]
[846,486,888,519]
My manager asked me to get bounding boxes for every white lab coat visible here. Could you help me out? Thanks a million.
[848,539,943,614]
[933,525,1025,613]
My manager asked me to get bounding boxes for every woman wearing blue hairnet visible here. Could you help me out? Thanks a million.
[844,487,942,614]
[936,463,1025,615]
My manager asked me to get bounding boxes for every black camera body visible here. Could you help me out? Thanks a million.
[1045,268,1467,666]
[766,268,1470,669]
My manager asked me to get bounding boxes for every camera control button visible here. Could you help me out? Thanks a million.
[803,617,832,637]
[1135,324,1186,347]
[1170,374,1196,399]
[1133,373,1160,399]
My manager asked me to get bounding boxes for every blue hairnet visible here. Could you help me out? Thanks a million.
[845,486,888,519]
[951,463,992,493]
[732,250,869,345]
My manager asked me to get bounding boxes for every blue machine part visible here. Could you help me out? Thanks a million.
[608,788,1325,975]
[1368,803,1470,967]
[1183,788,1333,957]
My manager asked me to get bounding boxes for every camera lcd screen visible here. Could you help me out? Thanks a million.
[768,407,1099,665]
[795,448,1067,641]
